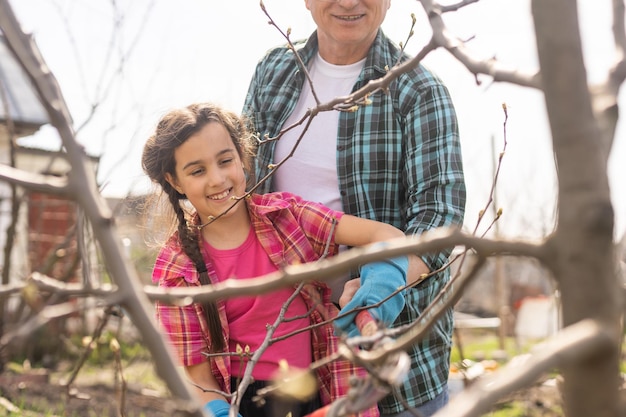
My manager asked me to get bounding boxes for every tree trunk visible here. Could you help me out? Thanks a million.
[532,1,622,417]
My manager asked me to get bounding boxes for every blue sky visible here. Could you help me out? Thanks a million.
[7,0,625,240]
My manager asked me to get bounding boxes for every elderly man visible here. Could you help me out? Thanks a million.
[243,1,466,416]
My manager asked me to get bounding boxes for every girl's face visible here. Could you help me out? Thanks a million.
[166,122,247,224]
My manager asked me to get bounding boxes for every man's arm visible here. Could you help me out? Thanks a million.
[403,81,466,272]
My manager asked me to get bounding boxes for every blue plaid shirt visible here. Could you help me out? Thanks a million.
[243,30,466,413]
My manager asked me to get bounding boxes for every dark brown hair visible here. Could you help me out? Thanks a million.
[142,102,256,352]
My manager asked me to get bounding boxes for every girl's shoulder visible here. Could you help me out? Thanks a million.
[250,191,305,211]
[151,235,198,286]
[249,192,342,235]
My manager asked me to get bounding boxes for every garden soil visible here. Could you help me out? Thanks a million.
[0,366,175,417]
[0,365,571,417]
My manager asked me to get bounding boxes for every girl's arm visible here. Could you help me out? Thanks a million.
[333,214,403,247]
[334,215,430,285]
[185,362,236,416]
[185,361,224,401]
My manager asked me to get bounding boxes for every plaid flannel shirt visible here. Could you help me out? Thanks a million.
[243,30,466,412]
[153,192,378,417]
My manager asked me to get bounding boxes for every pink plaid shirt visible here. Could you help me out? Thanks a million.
[152,192,378,417]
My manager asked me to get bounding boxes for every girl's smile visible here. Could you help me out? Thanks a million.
[208,188,232,200]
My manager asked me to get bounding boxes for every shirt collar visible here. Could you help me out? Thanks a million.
[298,29,394,81]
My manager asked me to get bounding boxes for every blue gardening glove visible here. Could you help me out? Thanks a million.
[334,256,408,337]
[204,399,242,417]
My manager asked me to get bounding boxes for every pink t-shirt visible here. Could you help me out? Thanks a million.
[204,228,312,380]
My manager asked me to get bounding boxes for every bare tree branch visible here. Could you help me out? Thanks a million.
[29,272,116,297]
[421,0,541,87]
[145,229,547,304]
[610,0,626,87]
[0,2,205,415]
[438,319,617,417]
[0,163,69,195]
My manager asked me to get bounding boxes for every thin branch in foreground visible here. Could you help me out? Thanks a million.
[472,103,509,236]
[260,0,322,106]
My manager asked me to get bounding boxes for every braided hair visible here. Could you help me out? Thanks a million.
[141,103,256,352]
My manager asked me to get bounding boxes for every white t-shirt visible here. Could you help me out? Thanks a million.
[274,53,364,211]
[274,53,365,301]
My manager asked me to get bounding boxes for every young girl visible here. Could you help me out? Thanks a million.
[142,103,407,417]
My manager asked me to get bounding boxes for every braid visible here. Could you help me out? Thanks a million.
[169,193,225,353]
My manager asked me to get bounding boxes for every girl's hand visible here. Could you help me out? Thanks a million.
[338,278,360,309]
[334,256,408,337]
[204,399,242,417]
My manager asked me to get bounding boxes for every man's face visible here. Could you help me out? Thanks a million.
[305,0,391,64]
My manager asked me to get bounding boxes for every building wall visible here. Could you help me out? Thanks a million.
[26,192,78,280]
[0,148,99,283]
